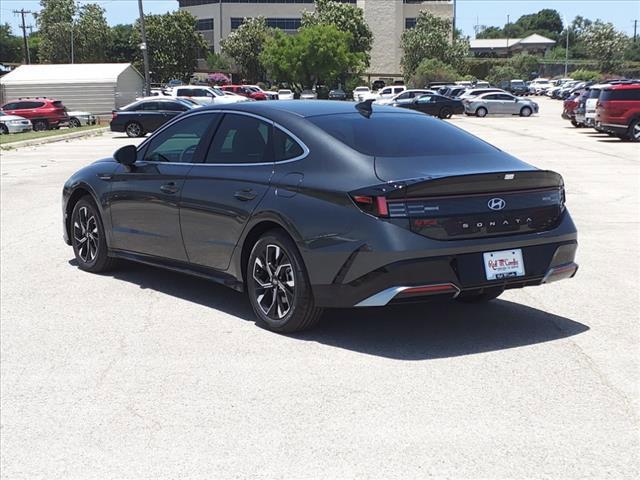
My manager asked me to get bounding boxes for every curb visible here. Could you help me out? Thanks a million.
[0,127,109,150]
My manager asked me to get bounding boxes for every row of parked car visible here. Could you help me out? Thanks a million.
[561,79,640,142]
[0,97,97,134]
[353,83,539,119]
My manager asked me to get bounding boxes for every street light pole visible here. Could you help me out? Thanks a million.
[70,23,74,64]
[137,0,151,96]
[564,18,570,78]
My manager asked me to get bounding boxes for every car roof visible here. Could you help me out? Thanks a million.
[196,99,423,119]
[606,83,640,90]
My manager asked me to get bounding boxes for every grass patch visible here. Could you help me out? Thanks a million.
[0,124,106,146]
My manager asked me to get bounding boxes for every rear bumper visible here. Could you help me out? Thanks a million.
[599,122,629,135]
[313,240,578,307]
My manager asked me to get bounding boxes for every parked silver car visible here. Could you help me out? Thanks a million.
[0,111,32,134]
[67,111,97,128]
[464,92,539,117]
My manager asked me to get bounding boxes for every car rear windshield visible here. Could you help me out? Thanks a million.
[588,89,601,98]
[600,88,640,101]
[307,112,498,157]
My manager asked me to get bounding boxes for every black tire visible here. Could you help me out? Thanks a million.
[71,196,115,273]
[0,124,8,135]
[520,106,533,117]
[570,119,579,127]
[125,121,144,138]
[32,120,48,132]
[629,119,640,142]
[457,287,504,303]
[69,118,82,128]
[476,107,488,118]
[439,107,453,119]
[247,229,323,333]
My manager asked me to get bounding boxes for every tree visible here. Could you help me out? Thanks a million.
[132,11,208,83]
[408,58,459,88]
[222,17,271,82]
[507,53,539,79]
[206,51,230,71]
[571,69,602,81]
[261,24,366,89]
[74,3,109,63]
[487,65,520,85]
[476,26,503,39]
[301,0,372,67]
[106,24,136,63]
[401,11,468,77]
[0,24,23,63]
[36,0,76,63]
[582,21,629,72]
[516,9,563,36]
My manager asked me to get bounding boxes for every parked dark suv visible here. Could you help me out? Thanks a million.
[596,84,640,141]
[1,97,69,131]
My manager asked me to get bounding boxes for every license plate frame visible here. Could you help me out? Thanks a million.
[483,249,525,281]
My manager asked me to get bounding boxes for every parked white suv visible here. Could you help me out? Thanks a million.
[376,85,406,100]
[529,79,553,95]
[168,86,246,105]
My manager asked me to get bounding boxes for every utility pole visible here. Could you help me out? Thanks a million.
[137,0,151,96]
[564,20,570,78]
[452,0,457,39]
[218,0,223,52]
[70,23,74,64]
[634,19,638,43]
[13,9,33,64]
[506,15,510,56]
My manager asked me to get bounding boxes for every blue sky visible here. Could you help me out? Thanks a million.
[1,0,638,37]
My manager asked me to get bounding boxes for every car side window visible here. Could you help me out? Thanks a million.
[206,114,271,164]
[273,127,304,162]
[162,102,189,112]
[141,102,159,111]
[483,94,498,100]
[498,94,515,100]
[2,103,18,110]
[417,96,432,104]
[144,114,215,163]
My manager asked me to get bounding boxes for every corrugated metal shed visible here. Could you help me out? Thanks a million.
[0,63,144,113]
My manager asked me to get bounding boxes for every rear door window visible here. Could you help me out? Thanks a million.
[206,114,271,164]
[600,89,640,101]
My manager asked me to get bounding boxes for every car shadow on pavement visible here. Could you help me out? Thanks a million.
[81,259,589,361]
[298,301,588,360]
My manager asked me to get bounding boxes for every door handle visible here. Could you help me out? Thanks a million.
[234,189,257,201]
[160,182,179,194]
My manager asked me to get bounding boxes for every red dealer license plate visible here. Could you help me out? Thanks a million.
[483,249,525,281]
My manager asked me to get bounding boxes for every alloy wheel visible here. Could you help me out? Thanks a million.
[73,206,99,263]
[126,122,142,137]
[252,244,295,320]
[633,122,640,141]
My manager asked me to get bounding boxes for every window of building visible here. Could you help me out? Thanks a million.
[231,17,301,31]
[196,18,214,31]
[405,18,417,29]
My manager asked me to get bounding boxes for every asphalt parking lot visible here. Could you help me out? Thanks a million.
[1,97,638,479]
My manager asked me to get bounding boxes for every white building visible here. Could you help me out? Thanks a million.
[179,0,454,77]
[0,63,144,113]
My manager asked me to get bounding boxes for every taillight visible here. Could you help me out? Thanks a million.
[351,195,389,217]
[112,110,117,120]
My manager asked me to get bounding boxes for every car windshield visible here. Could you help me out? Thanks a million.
[279,90,292,94]
[355,87,369,91]
[307,112,497,157]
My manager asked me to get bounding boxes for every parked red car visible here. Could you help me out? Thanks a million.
[561,90,583,127]
[221,85,267,101]
[596,84,640,141]
[1,97,69,131]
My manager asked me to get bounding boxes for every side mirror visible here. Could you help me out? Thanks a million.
[114,145,137,166]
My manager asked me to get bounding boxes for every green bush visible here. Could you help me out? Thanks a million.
[407,58,459,88]
[487,65,521,85]
[571,69,603,81]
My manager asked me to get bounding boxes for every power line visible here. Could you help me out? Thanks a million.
[13,9,34,64]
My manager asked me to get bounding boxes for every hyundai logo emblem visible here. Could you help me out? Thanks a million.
[488,198,506,210]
